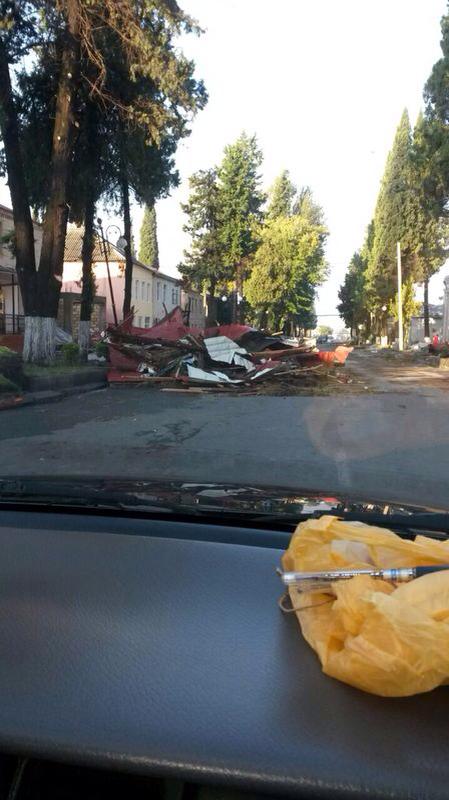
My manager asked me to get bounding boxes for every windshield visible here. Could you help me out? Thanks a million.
[0,0,448,514]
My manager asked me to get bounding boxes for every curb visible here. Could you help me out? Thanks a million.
[24,367,108,392]
[0,381,107,411]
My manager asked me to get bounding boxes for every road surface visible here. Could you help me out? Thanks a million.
[1,351,448,508]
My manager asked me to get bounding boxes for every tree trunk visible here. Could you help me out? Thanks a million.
[32,0,81,362]
[122,171,133,320]
[258,309,268,330]
[0,3,81,362]
[206,280,217,326]
[23,317,56,363]
[78,193,96,361]
[423,276,430,339]
[78,320,90,359]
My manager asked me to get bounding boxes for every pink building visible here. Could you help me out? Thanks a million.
[62,225,185,327]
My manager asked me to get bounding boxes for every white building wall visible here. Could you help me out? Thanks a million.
[0,207,42,323]
[63,260,156,327]
[131,265,155,328]
[152,273,180,324]
[63,260,123,283]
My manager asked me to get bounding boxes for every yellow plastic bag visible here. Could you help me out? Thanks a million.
[282,515,449,696]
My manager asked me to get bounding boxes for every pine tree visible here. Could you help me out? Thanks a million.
[139,204,160,269]
[218,132,265,273]
[179,168,226,295]
[267,170,296,219]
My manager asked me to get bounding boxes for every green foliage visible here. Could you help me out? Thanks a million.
[0,0,207,355]
[12,0,206,216]
[387,277,420,333]
[365,110,420,310]
[318,325,333,336]
[0,345,15,357]
[337,251,368,333]
[0,229,15,256]
[0,375,20,394]
[244,208,328,331]
[60,342,80,365]
[179,168,227,293]
[139,204,160,268]
[95,341,109,359]
[267,170,296,219]
[218,132,265,270]
[293,186,325,225]
[179,139,327,329]
[425,11,449,126]
[409,112,449,284]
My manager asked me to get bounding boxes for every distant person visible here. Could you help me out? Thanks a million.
[432,330,440,348]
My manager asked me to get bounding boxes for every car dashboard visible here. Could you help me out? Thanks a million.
[0,507,447,800]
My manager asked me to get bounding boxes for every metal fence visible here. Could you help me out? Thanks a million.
[0,314,25,334]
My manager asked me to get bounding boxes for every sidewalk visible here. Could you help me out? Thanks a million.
[0,364,108,411]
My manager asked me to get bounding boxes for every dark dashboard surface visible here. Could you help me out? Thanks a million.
[0,510,448,799]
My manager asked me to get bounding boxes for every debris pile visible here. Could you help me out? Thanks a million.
[105,307,353,393]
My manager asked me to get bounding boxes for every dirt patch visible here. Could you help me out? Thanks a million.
[346,348,449,392]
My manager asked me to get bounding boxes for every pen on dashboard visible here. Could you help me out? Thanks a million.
[278,565,449,593]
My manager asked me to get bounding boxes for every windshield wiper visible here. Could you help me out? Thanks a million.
[0,480,172,513]
[0,480,448,538]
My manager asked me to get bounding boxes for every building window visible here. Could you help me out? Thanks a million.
[157,282,160,301]
[135,280,139,299]
[171,288,175,305]
[146,283,150,302]
[141,281,145,300]
[163,284,166,301]
[145,316,150,328]
[138,316,142,327]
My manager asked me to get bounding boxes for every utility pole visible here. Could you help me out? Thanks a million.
[397,241,403,351]
[97,218,118,327]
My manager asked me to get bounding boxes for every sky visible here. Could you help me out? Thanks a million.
[154,0,449,319]
[1,0,448,323]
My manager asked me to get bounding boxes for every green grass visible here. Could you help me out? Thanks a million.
[0,374,20,394]
[23,364,99,377]
[0,346,17,358]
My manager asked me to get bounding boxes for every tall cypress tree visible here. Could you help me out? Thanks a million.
[410,112,449,336]
[365,110,420,314]
[419,11,449,336]
[337,252,368,339]
[139,204,160,269]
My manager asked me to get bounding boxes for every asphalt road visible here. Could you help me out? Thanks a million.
[1,376,448,508]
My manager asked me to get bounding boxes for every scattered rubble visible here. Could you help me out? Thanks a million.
[105,307,354,394]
